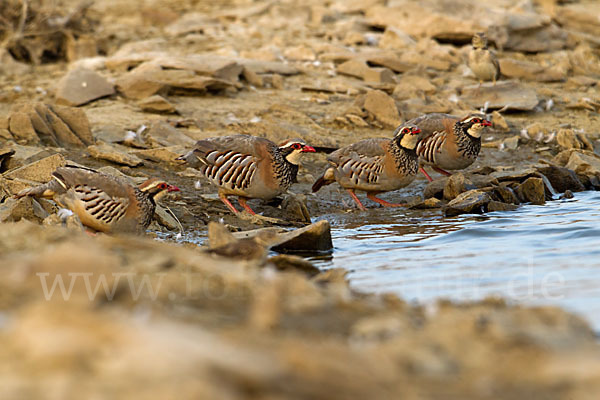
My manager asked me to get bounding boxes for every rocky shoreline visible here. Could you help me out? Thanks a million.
[1,0,600,398]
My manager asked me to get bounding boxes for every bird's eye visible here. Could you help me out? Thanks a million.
[159,183,167,189]
[472,118,480,124]
[292,143,302,150]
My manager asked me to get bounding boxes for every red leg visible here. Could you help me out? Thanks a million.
[432,166,452,176]
[420,167,434,182]
[219,192,239,214]
[346,189,366,211]
[237,197,256,215]
[367,193,405,207]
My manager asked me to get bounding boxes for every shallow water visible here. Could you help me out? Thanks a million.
[310,191,600,331]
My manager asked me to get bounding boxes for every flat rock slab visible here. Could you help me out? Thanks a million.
[233,220,333,253]
[8,103,93,147]
[87,142,144,167]
[138,95,177,114]
[364,89,401,127]
[461,81,539,111]
[55,68,115,106]
[4,153,66,183]
[444,189,491,217]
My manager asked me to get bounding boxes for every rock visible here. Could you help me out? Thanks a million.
[55,68,115,106]
[363,67,396,84]
[491,111,509,131]
[535,165,585,193]
[487,201,519,212]
[130,146,184,164]
[4,153,66,184]
[492,185,520,205]
[363,90,401,128]
[378,27,416,50]
[241,67,263,87]
[267,254,320,277]
[564,151,600,182]
[498,59,566,82]
[42,211,85,231]
[236,59,299,76]
[556,129,593,151]
[8,103,93,147]
[115,62,167,99]
[515,177,546,205]
[0,148,15,173]
[337,59,371,79]
[138,95,176,114]
[268,220,333,253]
[283,45,316,61]
[444,190,491,217]
[560,190,574,200]
[393,75,436,99]
[0,197,50,223]
[443,173,474,200]
[154,204,180,230]
[152,54,243,82]
[87,142,144,167]
[503,136,520,150]
[144,121,195,147]
[281,193,311,223]
[461,81,539,111]
[423,178,448,199]
[410,197,444,209]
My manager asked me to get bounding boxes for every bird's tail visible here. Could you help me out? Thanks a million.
[312,168,335,192]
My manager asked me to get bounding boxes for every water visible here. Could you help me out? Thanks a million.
[311,191,600,331]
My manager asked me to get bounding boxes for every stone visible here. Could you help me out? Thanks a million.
[115,62,167,99]
[535,165,585,193]
[443,173,474,200]
[55,68,115,106]
[154,205,180,231]
[138,95,177,114]
[491,111,509,131]
[283,45,316,61]
[515,177,546,205]
[378,27,416,50]
[87,142,144,167]
[241,67,263,87]
[487,201,519,212]
[363,90,401,128]
[556,129,593,151]
[503,136,520,150]
[444,190,492,217]
[461,81,539,111]
[337,59,371,79]
[144,121,196,147]
[8,103,93,147]
[410,197,444,209]
[564,151,600,180]
[498,59,566,82]
[0,197,49,223]
[492,185,520,205]
[130,146,184,164]
[423,178,449,199]
[281,193,311,223]
[267,254,320,277]
[362,67,396,84]
[268,220,333,253]
[4,153,66,183]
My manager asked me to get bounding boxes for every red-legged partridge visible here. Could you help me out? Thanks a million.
[409,113,491,182]
[15,164,179,234]
[468,32,500,87]
[312,125,421,211]
[179,134,316,214]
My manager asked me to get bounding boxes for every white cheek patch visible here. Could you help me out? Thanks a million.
[400,135,419,149]
[285,150,304,165]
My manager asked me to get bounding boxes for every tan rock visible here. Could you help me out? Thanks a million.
[515,177,545,205]
[363,90,401,128]
[491,111,509,131]
[4,153,66,183]
[130,146,184,164]
[362,67,396,84]
[283,45,316,61]
[461,81,539,111]
[87,142,144,167]
[556,129,593,151]
[378,27,416,50]
[337,59,371,79]
[115,62,168,99]
[144,121,195,147]
[443,173,474,200]
[138,95,176,114]
[55,68,115,106]
[444,190,491,216]
[8,112,39,144]
[499,59,566,82]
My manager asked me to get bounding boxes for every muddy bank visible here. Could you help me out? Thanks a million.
[1,0,600,398]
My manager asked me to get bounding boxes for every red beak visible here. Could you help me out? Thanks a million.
[301,145,316,153]
[411,128,421,135]
[482,120,492,127]
[167,185,180,192]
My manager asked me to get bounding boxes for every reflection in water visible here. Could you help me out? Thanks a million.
[311,191,600,331]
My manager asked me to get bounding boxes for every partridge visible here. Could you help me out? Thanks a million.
[409,113,491,182]
[15,164,179,234]
[178,134,316,214]
[468,32,500,86]
[312,125,421,210]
